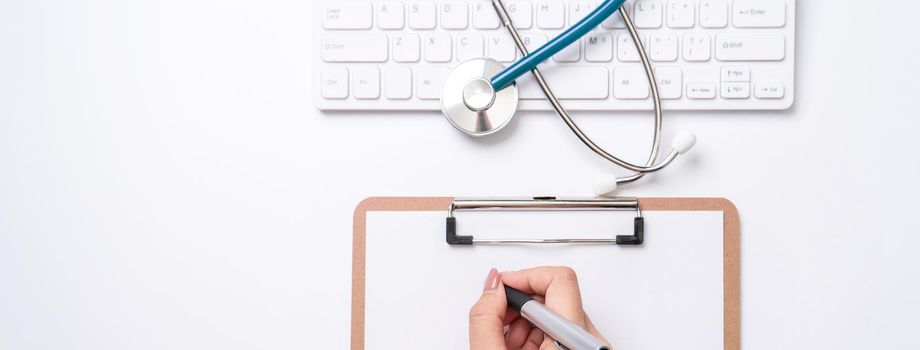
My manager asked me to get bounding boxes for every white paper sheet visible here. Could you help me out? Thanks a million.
[362,210,724,350]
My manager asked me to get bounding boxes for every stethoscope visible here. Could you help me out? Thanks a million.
[440,0,697,196]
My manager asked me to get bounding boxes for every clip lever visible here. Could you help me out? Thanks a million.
[445,197,644,246]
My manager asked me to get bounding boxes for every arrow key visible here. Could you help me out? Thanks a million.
[686,82,717,99]
[721,82,750,99]
[754,82,785,99]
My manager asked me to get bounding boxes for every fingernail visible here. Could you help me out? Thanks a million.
[483,268,500,292]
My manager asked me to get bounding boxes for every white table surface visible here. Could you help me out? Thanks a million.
[1,0,919,349]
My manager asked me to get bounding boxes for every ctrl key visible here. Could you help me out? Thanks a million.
[322,67,349,99]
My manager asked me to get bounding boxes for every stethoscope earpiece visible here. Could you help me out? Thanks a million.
[671,130,698,155]
[594,175,621,198]
[594,130,698,197]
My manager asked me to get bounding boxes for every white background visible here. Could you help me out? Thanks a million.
[1,0,919,349]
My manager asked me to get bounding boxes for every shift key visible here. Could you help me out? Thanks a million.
[715,33,785,61]
[322,35,388,63]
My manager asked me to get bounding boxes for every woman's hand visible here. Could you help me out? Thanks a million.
[469,267,609,350]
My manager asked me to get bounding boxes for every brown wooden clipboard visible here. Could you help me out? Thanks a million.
[351,197,740,350]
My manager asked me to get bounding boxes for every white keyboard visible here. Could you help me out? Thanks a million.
[314,0,795,111]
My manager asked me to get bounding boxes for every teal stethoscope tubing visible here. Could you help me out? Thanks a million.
[489,0,628,91]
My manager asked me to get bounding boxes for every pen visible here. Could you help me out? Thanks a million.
[505,286,609,350]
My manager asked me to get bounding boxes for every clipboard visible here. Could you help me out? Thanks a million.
[352,197,739,350]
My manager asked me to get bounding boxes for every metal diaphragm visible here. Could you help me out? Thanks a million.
[440,58,519,137]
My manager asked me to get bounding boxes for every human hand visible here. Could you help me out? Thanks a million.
[469,267,609,350]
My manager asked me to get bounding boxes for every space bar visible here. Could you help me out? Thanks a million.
[518,67,610,100]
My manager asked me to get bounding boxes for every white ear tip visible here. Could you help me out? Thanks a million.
[593,176,619,197]
[671,130,697,154]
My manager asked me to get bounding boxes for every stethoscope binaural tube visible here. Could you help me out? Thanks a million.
[493,0,696,195]
[489,0,628,92]
[441,0,697,196]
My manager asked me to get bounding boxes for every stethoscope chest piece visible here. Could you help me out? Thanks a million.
[441,58,519,137]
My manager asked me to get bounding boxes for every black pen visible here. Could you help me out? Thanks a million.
[505,286,609,350]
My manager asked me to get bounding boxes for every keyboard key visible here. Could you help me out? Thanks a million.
[602,0,629,29]
[352,67,381,99]
[323,2,373,30]
[424,35,452,62]
[569,0,596,25]
[634,0,663,28]
[440,1,469,29]
[699,0,728,28]
[721,66,750,82]
[384,67,412,99]
[409,1,437,29]
[614,67,650,99]
[519,67,609,99]
[322,67,349,99]
[715,33,785,61]
[472,1,501,29]
[683,33,711,61]
[457,35,485,61]
[313,0,797,111]
[488,34,517,62]
[754,82,785,99]
[666,0,694,28]
[617,34,641,62]
[654,66,682,99]
[686,82,716,99]
[649,33,678,61]
[393,34,421,62]
[585,34,614,62]
[322,35,388,62]
[506,1,533,29]
[522,34,549,52]
[536,0,565,29]
[416,67,449,100]
[721,82,750,99]
[377,1,405,29]
[733,0,786,28]
[553,41,581,62]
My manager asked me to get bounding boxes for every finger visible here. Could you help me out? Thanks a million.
[584,315,611,345]
[470,268,508,350]
[540,337,561,350]
[523,327,545,350]
[501,266,587,327]
[505,317,532,349]
[503,309,521,325]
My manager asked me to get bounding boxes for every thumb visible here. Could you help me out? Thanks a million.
[469,268,508,350]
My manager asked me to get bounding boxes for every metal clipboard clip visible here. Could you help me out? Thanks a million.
[445,197,644,245]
